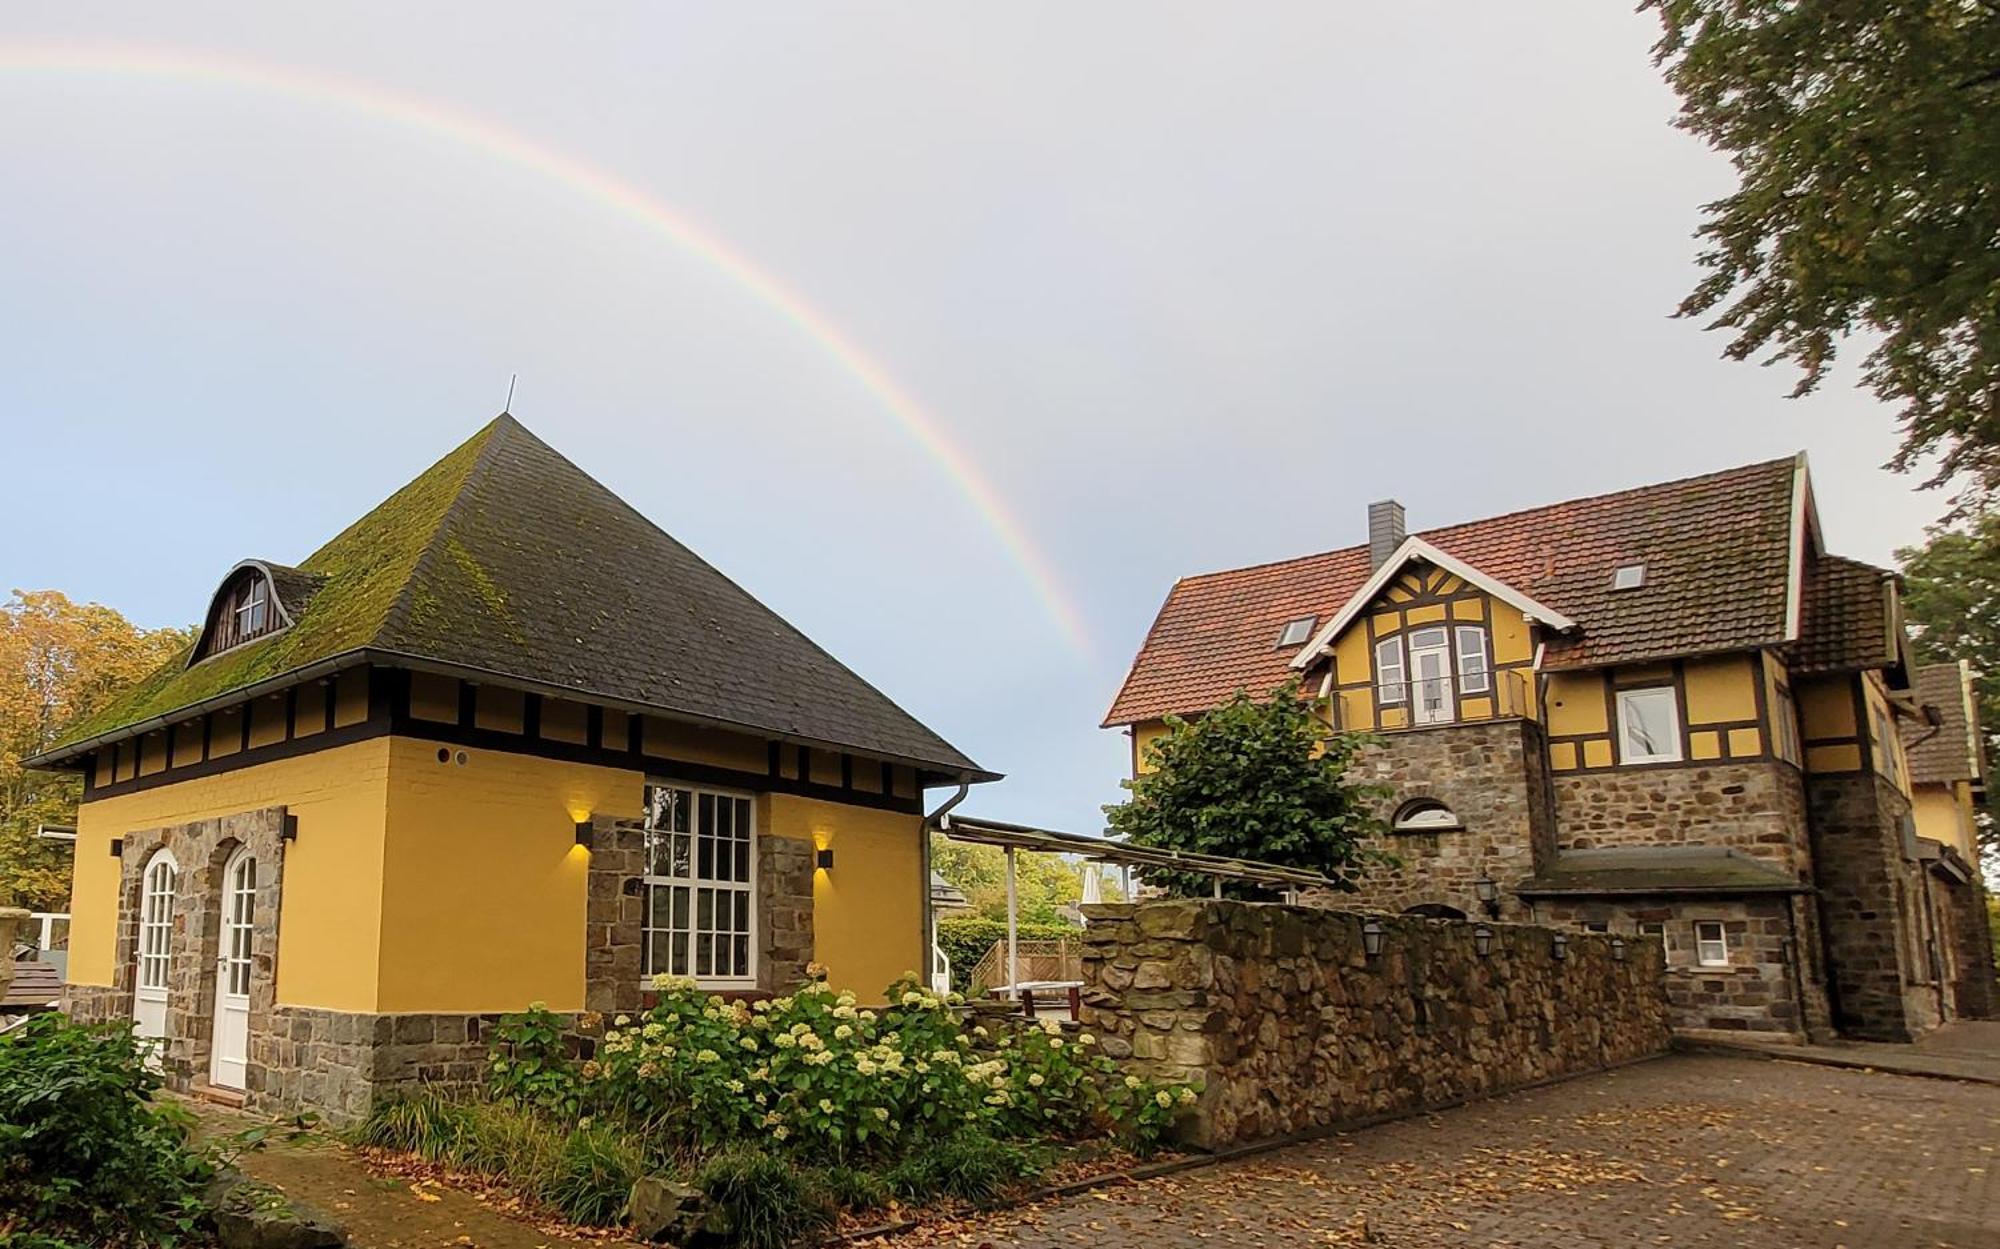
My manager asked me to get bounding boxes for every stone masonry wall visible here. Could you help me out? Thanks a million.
[1080,901,1670,1148]
[1530,894,1810,1037]
[257,1008,497,1125]
[1553,761,1811,874]
[1346,719,1555,922]
[1806,773,1936,1040]
[1941,878,1997,1019]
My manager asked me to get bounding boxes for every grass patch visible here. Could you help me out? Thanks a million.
[695,1147,838,1249]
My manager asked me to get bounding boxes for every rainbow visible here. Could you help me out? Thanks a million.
[0,43,1092,655]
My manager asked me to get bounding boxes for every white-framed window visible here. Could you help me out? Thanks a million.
[1694,921,1729,967]
[220,851,257,998]
[1374,637,1406,705]
[641,783,756,986]
[1615,686,1683,764]
[234,577,269,637]
[1581,920,1610,934]
[1637,920,1665,940]
[1454,626,1490,694]
[1611,563,1647,591]
[137,849,177,993]
[1276,615,1317,648]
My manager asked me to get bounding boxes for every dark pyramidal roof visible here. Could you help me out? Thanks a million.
[42,415,991,780]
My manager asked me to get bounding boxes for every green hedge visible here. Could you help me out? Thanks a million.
[934,915,1076,991]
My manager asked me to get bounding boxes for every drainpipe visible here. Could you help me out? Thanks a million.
[922,779,973,993]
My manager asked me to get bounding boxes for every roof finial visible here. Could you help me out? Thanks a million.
[503,373,517,416]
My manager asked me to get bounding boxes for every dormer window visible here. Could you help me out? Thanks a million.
[189,561,320,665]
[1611,563,1647,590]
[1276,615,1317,648]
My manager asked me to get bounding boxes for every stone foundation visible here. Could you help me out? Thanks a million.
[256,1007,498,1125]
[1079,901,1670,1148]
[1941,878,1998,1020]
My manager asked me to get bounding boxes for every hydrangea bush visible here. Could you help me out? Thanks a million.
[488,970,1195,1162]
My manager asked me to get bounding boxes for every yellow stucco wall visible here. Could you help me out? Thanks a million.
[67,738,394,1012]
[375,740,643,1014]
[769,793,926,1003]
[1132,720,1170,775]
[1912,782,1978,859]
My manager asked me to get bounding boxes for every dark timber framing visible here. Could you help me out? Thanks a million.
[75,666,929,813]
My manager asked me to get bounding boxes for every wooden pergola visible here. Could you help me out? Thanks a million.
[931,812,1340,994]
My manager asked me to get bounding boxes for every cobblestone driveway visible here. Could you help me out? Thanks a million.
[884,1054,2000,1248]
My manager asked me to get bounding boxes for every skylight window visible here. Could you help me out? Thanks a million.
[1276,615,1318,648]
[1611,563,1647,591]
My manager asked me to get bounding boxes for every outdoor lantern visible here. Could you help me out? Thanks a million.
[281,813,299,843]
[816,847,835,870]
[1473,875,1500,917]
[573,818,595,850]
[1473,924,1494,957]
[1551,931,1569,962]
[1361,918,1386,960]
[1611,937,1628,962]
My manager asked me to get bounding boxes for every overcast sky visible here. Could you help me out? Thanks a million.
[0,4,1949,829]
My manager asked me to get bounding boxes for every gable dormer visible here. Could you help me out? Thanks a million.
[188,560,325,665]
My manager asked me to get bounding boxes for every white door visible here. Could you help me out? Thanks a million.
[133,850,177,1062]
[209,849,256,1089]
[1408,628,1455,725]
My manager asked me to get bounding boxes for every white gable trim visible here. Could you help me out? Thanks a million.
[1782,451,1815,642]
[1288,537,1577,671]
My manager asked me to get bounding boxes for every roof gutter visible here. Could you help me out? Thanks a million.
[27,646,1004,785]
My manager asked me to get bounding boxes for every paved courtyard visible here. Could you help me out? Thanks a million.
[885,1053,2000,1249]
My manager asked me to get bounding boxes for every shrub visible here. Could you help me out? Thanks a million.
[486,1002,581,1116]
[881,1130,1042,1203]
[933,916,1076,991]
[695,1147,836,1249]
[545,1124,646,1227]
[0,1013,217,1246]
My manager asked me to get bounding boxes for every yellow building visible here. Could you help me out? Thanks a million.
[30,415,996,1121]
[1107,455,1996,1041]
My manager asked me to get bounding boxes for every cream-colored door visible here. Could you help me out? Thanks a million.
[133,850,177,1063]
[1408,628,1455,725]
[209,849,256,1089]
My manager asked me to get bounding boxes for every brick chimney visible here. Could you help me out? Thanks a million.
[1368,500,1406,569]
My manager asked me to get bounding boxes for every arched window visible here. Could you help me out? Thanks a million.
[1392,799,1462,833]
[188,561,320,663]
[137,849,177,993]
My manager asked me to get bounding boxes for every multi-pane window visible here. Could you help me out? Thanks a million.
[1773,682,1802,766]
[138,852,177,992]
[1694,921,1728,967]
[1615,687,1683,764]
[1374,638,1406,705]
[234,578,269,638]
[641,784,755,985]
[221,854,256,997]
[1454,626,1490,694]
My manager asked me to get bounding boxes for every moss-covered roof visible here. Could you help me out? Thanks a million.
[40,416,989,778]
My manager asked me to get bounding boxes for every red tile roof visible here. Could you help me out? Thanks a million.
[1903,662,1986,788]
[1105,456,1808,726]
[1790,554,1897,676]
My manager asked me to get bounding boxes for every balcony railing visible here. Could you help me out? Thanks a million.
[1328,666,1534,732]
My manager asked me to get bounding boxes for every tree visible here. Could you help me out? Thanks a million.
[1103,679,1385,896]
[0,591,192,910]
[1644,2,2000,502]
[1898,517,2000,863]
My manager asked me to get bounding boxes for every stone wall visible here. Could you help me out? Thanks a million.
[1079,901,1670,1148]
[258,1008,496,1125]
[1941,878,1997,1020]
[1554,761,1810,873]
[1805,773,1937,1040]
[1346,719,1554,921]
[1528,893,1814,1038]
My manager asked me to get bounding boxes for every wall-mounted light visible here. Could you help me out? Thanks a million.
[1611,937,1627,962]
[1551,931,1569,962]
[573,818,595,850]
[280,814,299,843]
[815,847,835,871]
[109,837,124,858]
[1473,875,1500,918]
[1473,924,1494,958]
[1361,918,1386,960]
